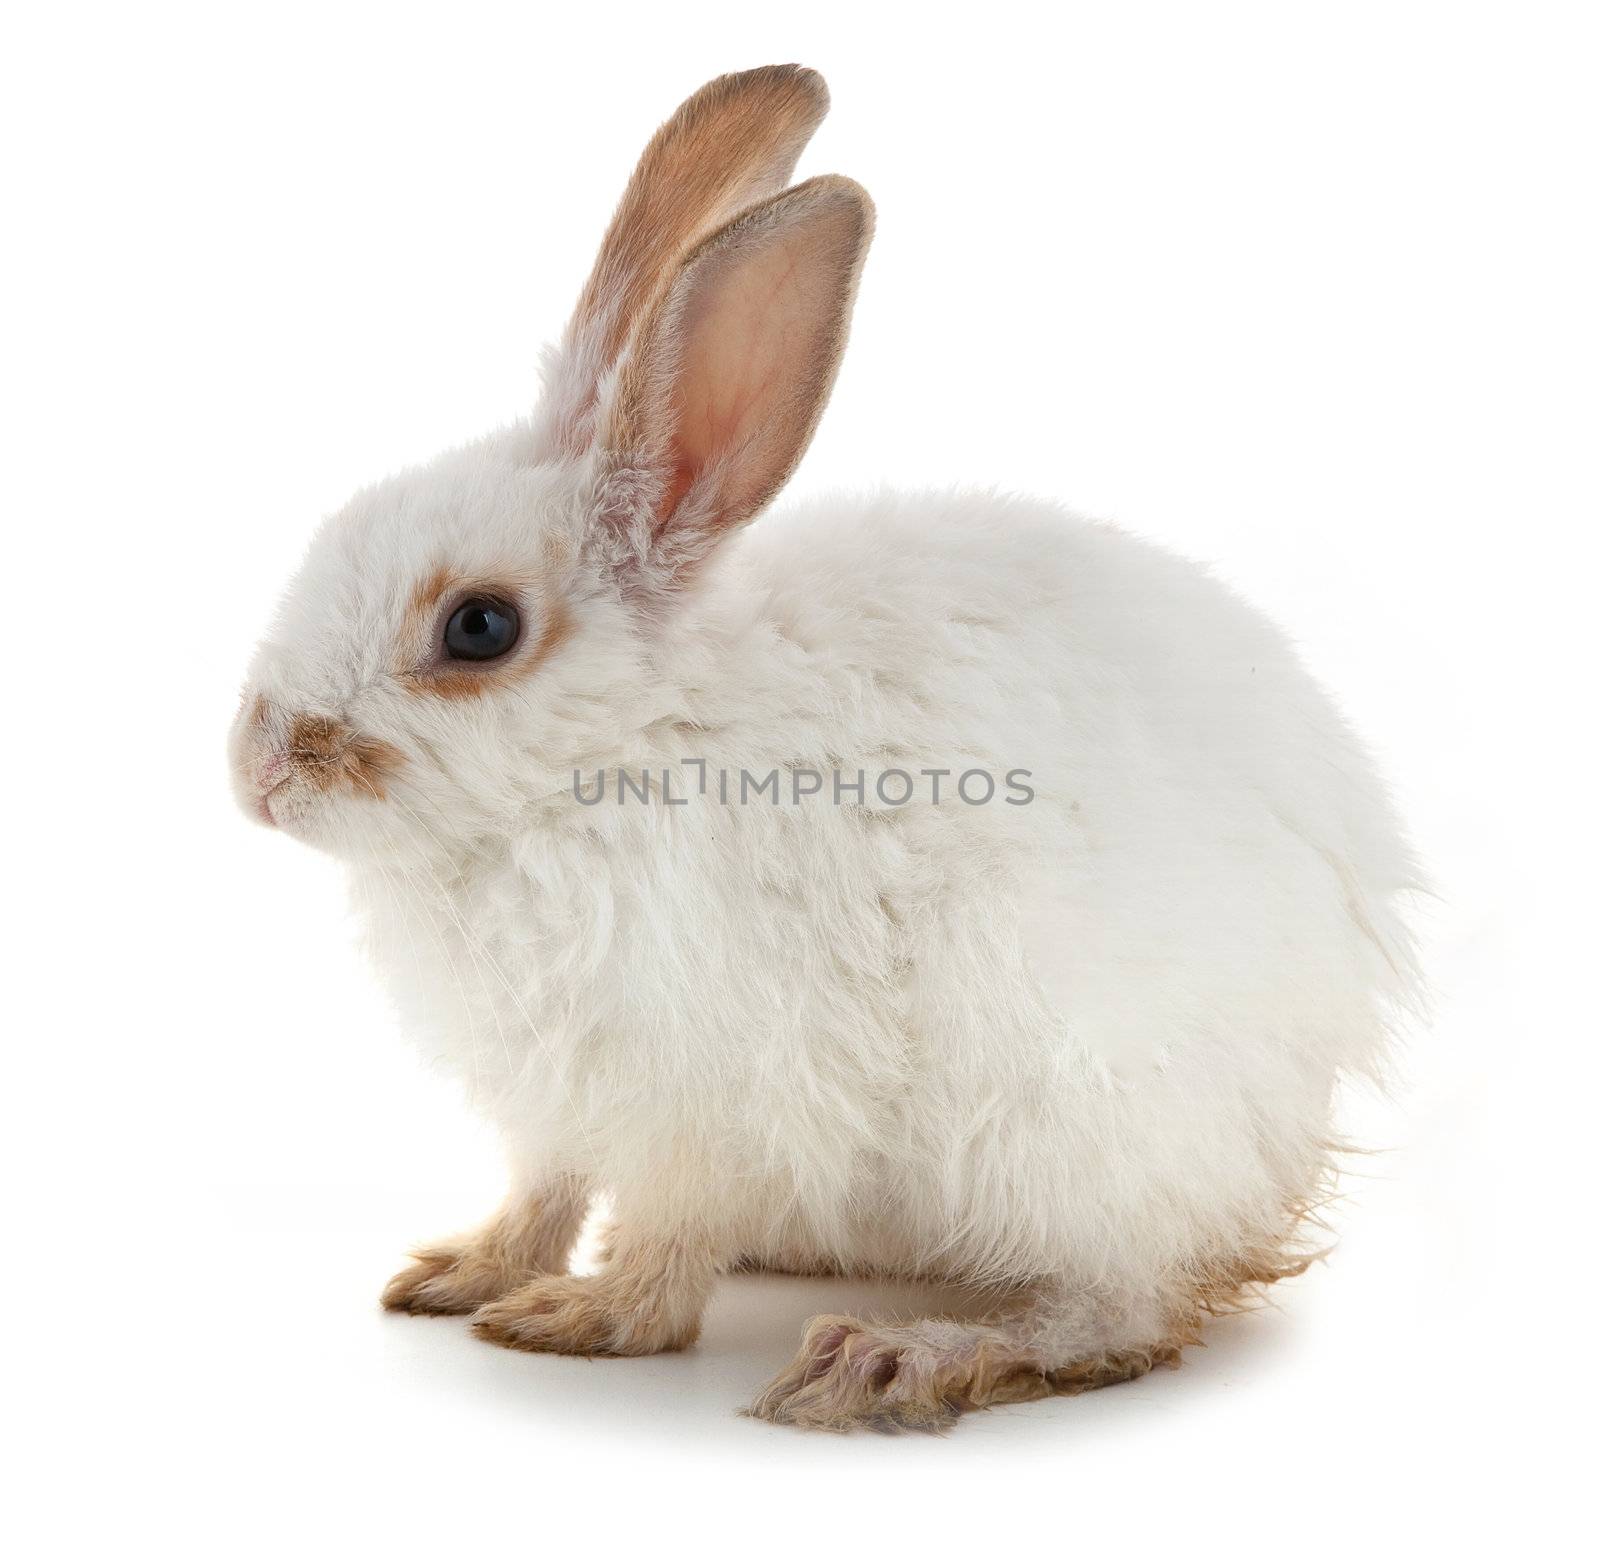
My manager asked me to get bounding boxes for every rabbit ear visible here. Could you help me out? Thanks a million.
[589,174,873,599]
[534,65,830,459]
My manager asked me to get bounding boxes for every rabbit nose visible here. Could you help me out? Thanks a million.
[246,748,293,827]
[230,693,288,825]
[256,751,292,793]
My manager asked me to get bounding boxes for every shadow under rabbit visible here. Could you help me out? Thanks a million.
[376,1267,1310,1445]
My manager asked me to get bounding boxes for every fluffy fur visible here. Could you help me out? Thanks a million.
[230,66,1421,1431]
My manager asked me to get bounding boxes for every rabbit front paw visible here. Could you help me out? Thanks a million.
[381,1244,523,1316]
[381,1180,592,1315]
[469,1273,702,1357]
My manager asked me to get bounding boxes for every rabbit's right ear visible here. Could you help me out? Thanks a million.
[584,175,873,603]
[532,65,830,459]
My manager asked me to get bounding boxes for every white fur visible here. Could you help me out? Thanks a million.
[230,71,1421,1343]
[234,438,1421,1301]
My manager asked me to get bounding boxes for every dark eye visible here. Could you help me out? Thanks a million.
[443,597,520,661]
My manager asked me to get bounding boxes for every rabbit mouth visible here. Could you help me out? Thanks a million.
[255,778,289,827]
[231,694,406,838]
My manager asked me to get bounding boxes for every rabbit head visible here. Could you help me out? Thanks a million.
[228,66,872,860]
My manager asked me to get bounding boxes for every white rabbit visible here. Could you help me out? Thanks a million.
[230,65,1421,1430]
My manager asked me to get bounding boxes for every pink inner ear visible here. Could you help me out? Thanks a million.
[598,175,872,588]
[674,241,806,469]
[661,209,857,532]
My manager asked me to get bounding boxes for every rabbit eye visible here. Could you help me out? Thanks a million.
[443,597,520,661]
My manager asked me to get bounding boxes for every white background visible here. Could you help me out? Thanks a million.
[5,2,1595,1559]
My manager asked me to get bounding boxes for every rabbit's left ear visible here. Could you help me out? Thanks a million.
[589,174,873,599]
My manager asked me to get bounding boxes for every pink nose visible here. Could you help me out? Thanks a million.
[250,750,292,826]
[256,751,292,793]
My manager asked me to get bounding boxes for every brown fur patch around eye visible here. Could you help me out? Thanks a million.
[397,577,572,702]
[406,565,456,630]
[286,712,403,800]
